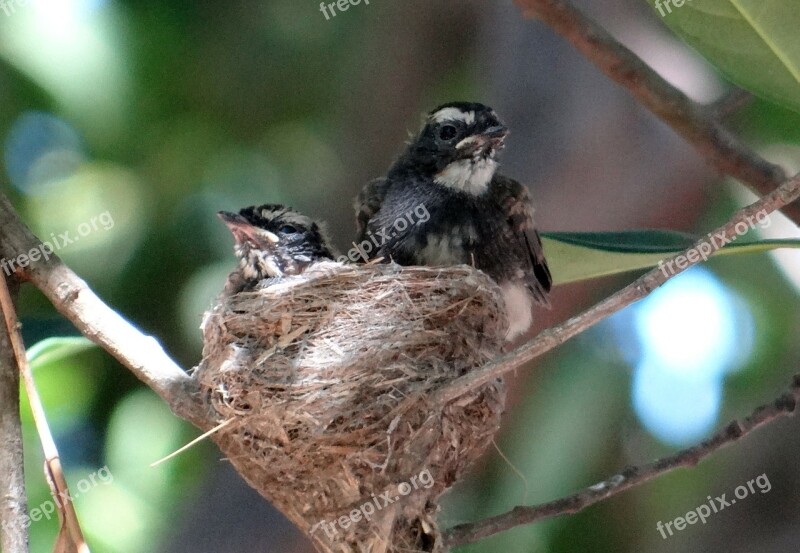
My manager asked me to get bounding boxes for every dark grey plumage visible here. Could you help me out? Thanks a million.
[355,102,551,340]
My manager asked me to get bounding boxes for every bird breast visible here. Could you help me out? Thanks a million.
[417,225,479,266]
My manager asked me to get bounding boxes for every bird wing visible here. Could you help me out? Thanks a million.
[491,175,552,306]
[354,177,391,243]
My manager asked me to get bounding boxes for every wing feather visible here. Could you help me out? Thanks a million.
[491,175,552,306]
[354,177,390,243]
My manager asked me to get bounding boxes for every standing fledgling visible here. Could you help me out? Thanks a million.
[355,102,552,341]
[218,204,336,294]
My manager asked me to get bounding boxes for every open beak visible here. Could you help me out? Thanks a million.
[217,211,280,248]
[456,124,509,155]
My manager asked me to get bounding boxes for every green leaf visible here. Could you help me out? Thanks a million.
[20,337,99,434]
[543,230,800,285]
[27,336,96,371]
[646,0,800,113]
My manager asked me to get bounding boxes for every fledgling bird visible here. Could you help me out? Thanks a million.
[218,204,336,294]
[355,101,552,341]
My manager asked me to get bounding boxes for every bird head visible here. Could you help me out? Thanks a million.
[397,102,508,195]
[218,205,335,281]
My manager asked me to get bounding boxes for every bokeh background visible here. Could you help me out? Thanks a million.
[2,0,800,551]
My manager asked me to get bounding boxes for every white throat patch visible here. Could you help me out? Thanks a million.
[434,157,497,195]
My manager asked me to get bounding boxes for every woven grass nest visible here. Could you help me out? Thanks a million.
[194,262,508,553]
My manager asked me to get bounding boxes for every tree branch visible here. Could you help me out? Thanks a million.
[444,374,800,546]
[514,0,800,226]
[0,273,89,551]
[0,277,28,553]
[435,174,800,406]
[0,193,208,429]
[0,5,793,548]
[437,170,800,542]
[434,147,800,549]
[0,155,797,552]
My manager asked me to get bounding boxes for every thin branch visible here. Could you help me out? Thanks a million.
[444,374,800,546]
[437,3,800,543]
[711,88,754,119]
[0,193,208,428]
[0,140,796,552]
[0,277,28,553]
[434,172,800,405]
[0,273,89,552]
[436,169,800,547]
[514,0,800,226]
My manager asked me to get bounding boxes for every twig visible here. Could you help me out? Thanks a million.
[0,277,28,553]
[435,172,800,405]
[513,0,800,226]
[0,158,796,551]
[436,171,800,547]
[444,374,800,546]
[150,418,235,468]
[711,89,754,119]
[0,193,208,428]
[0,272,90,552]
[438,3,800,542]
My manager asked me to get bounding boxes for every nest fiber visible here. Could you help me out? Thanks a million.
[194,262,508,553]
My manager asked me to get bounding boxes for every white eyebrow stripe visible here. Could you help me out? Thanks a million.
[430,108,475,125]
[258,207,313,228]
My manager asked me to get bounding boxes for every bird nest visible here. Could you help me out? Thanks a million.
[194,262,508,553]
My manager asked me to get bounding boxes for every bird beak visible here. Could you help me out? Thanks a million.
[481,124,509,140]
[456,124,508,154]
[217,211,280,247]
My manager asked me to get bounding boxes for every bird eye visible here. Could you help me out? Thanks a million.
[438,124,458,141]
[279,225,299,234]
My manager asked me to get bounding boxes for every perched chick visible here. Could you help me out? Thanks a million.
[355,101,552,341]
[218,204,336,294]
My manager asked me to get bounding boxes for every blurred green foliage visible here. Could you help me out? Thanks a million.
[646,0,800,112]
[2,1,800,552]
